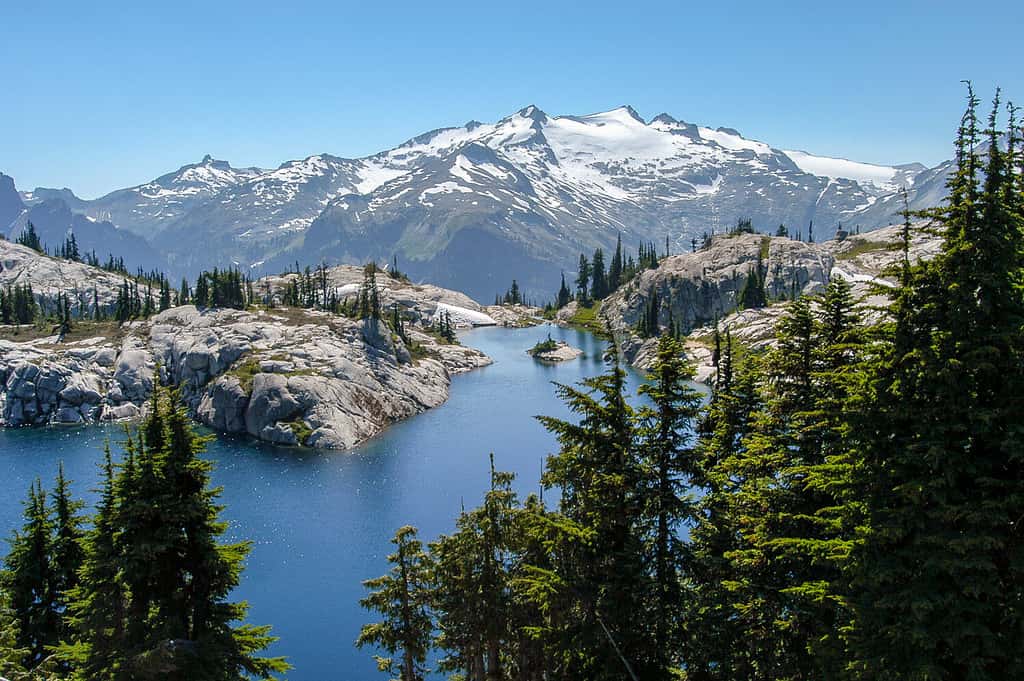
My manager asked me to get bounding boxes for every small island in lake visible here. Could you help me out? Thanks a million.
[527,335,583,363]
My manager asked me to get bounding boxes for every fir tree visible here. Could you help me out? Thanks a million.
[15,222,42,253]
[609,233,623,290]
[358,526,434,681]
[575,254,591,305]
[65,389,289,680]
[556,273,572,309]
[635,335,702,675]
[1,480,56,668]
[845,86,1024,680]
[590,249,607,300]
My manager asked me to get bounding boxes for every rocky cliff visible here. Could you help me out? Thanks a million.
[594,222,943,377]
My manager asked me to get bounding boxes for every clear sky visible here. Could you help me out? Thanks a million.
[2,0,1021,198]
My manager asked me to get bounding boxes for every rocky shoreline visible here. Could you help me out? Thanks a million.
[0,304,491,450]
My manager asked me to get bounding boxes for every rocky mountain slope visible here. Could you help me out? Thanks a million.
[0,238,131,315]
[6,106,952,300]
[593,222,943,378]
[0,251,493,449]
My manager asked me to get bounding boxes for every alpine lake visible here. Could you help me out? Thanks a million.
[0,323,680,681]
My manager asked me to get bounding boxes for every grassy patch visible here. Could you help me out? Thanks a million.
[0,319,127,344]
[407,340,441,362]
[228,358,262,392]
[288,418,314,446]
[565,302,609,337]
[759,236,771,259]
[835,238,895,260]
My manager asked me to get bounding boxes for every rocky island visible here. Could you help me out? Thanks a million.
[527,335,583,362]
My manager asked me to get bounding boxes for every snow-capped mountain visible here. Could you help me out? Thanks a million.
[11,105,951,300]
[50,155,267,238]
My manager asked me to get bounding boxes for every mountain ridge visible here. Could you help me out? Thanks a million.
[4,105,952,300]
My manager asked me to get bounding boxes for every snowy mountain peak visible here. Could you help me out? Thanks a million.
[516,105,548,123]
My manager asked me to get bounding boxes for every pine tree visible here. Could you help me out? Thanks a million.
[358,526,434,681]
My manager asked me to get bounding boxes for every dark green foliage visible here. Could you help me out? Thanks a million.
[435,310,457,344]
[556,272,572,309]
[15,222,43,253]
[194,268,246,309]
[501,279,522,305]
[844,85,1024,680]
[2,481,57,668]
[358,526,433,681]
[62,388,289,680]
[739,250,768,309]
[528,334,558,355]
[609,233,623,290]
[575,254,591,305]
[59,234,80,261]
[1,466,85,672]
[590,249,607,300]
[636,287,660,337]
[1,285,38,324]
[731,217,755,235]
[358,264,383,320]
[636,335,703,672]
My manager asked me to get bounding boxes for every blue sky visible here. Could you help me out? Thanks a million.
[2,0,1021,198]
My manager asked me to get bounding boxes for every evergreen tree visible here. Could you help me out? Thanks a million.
[48,464,84,651]
[575,254,591,305]
[635,335,703,675]
[590,249,607,300]
[609,233,623,290]
[66,389,289,680]
[537,348,652,681]
[845,86,1024,680]
[358,526,434,681]
[0,587,31,680]
[15,222,42,253]
[1,480,56,668]
[556,273,572,309]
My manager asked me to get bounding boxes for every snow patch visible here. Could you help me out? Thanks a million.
[434,303,497,328]
[783,150,897,189]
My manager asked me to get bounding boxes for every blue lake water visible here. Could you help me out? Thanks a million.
[0,323,656,681]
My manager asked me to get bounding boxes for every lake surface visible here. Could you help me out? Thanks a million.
[0,323,653,681]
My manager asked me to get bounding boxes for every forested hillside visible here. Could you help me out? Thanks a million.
[357,88,1024,680]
